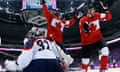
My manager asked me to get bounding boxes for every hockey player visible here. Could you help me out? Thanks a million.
[40,1,77,70]
[40,0,76,46]
[16,27,74,72]
[17,36,64,72]
[79,2,112,72]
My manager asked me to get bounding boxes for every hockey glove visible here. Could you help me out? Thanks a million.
[40,0,46,4]
[84,22,90,33]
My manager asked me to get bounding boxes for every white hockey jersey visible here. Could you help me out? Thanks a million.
[17,37,73,70]
[17,37,58,69]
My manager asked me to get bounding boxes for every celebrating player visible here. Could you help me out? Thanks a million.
[79,2,112,72]
[40,0,76,48]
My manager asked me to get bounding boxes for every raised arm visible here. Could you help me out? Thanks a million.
[41,0,56,21]
[63,18,76,28]
[98,1,112,21]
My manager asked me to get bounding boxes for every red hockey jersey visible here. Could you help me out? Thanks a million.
[79,12,112,45]
[42,4,76,44]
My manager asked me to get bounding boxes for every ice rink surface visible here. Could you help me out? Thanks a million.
[68,68,120,72]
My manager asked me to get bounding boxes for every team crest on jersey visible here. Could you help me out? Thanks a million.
[89,20,100,31]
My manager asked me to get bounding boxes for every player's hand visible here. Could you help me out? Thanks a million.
[40,0,46,4]
[4,60,19,71]
[100,1,108,9]
[100,1,110,13]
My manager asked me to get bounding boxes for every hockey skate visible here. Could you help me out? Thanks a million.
[99,69,107,72]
